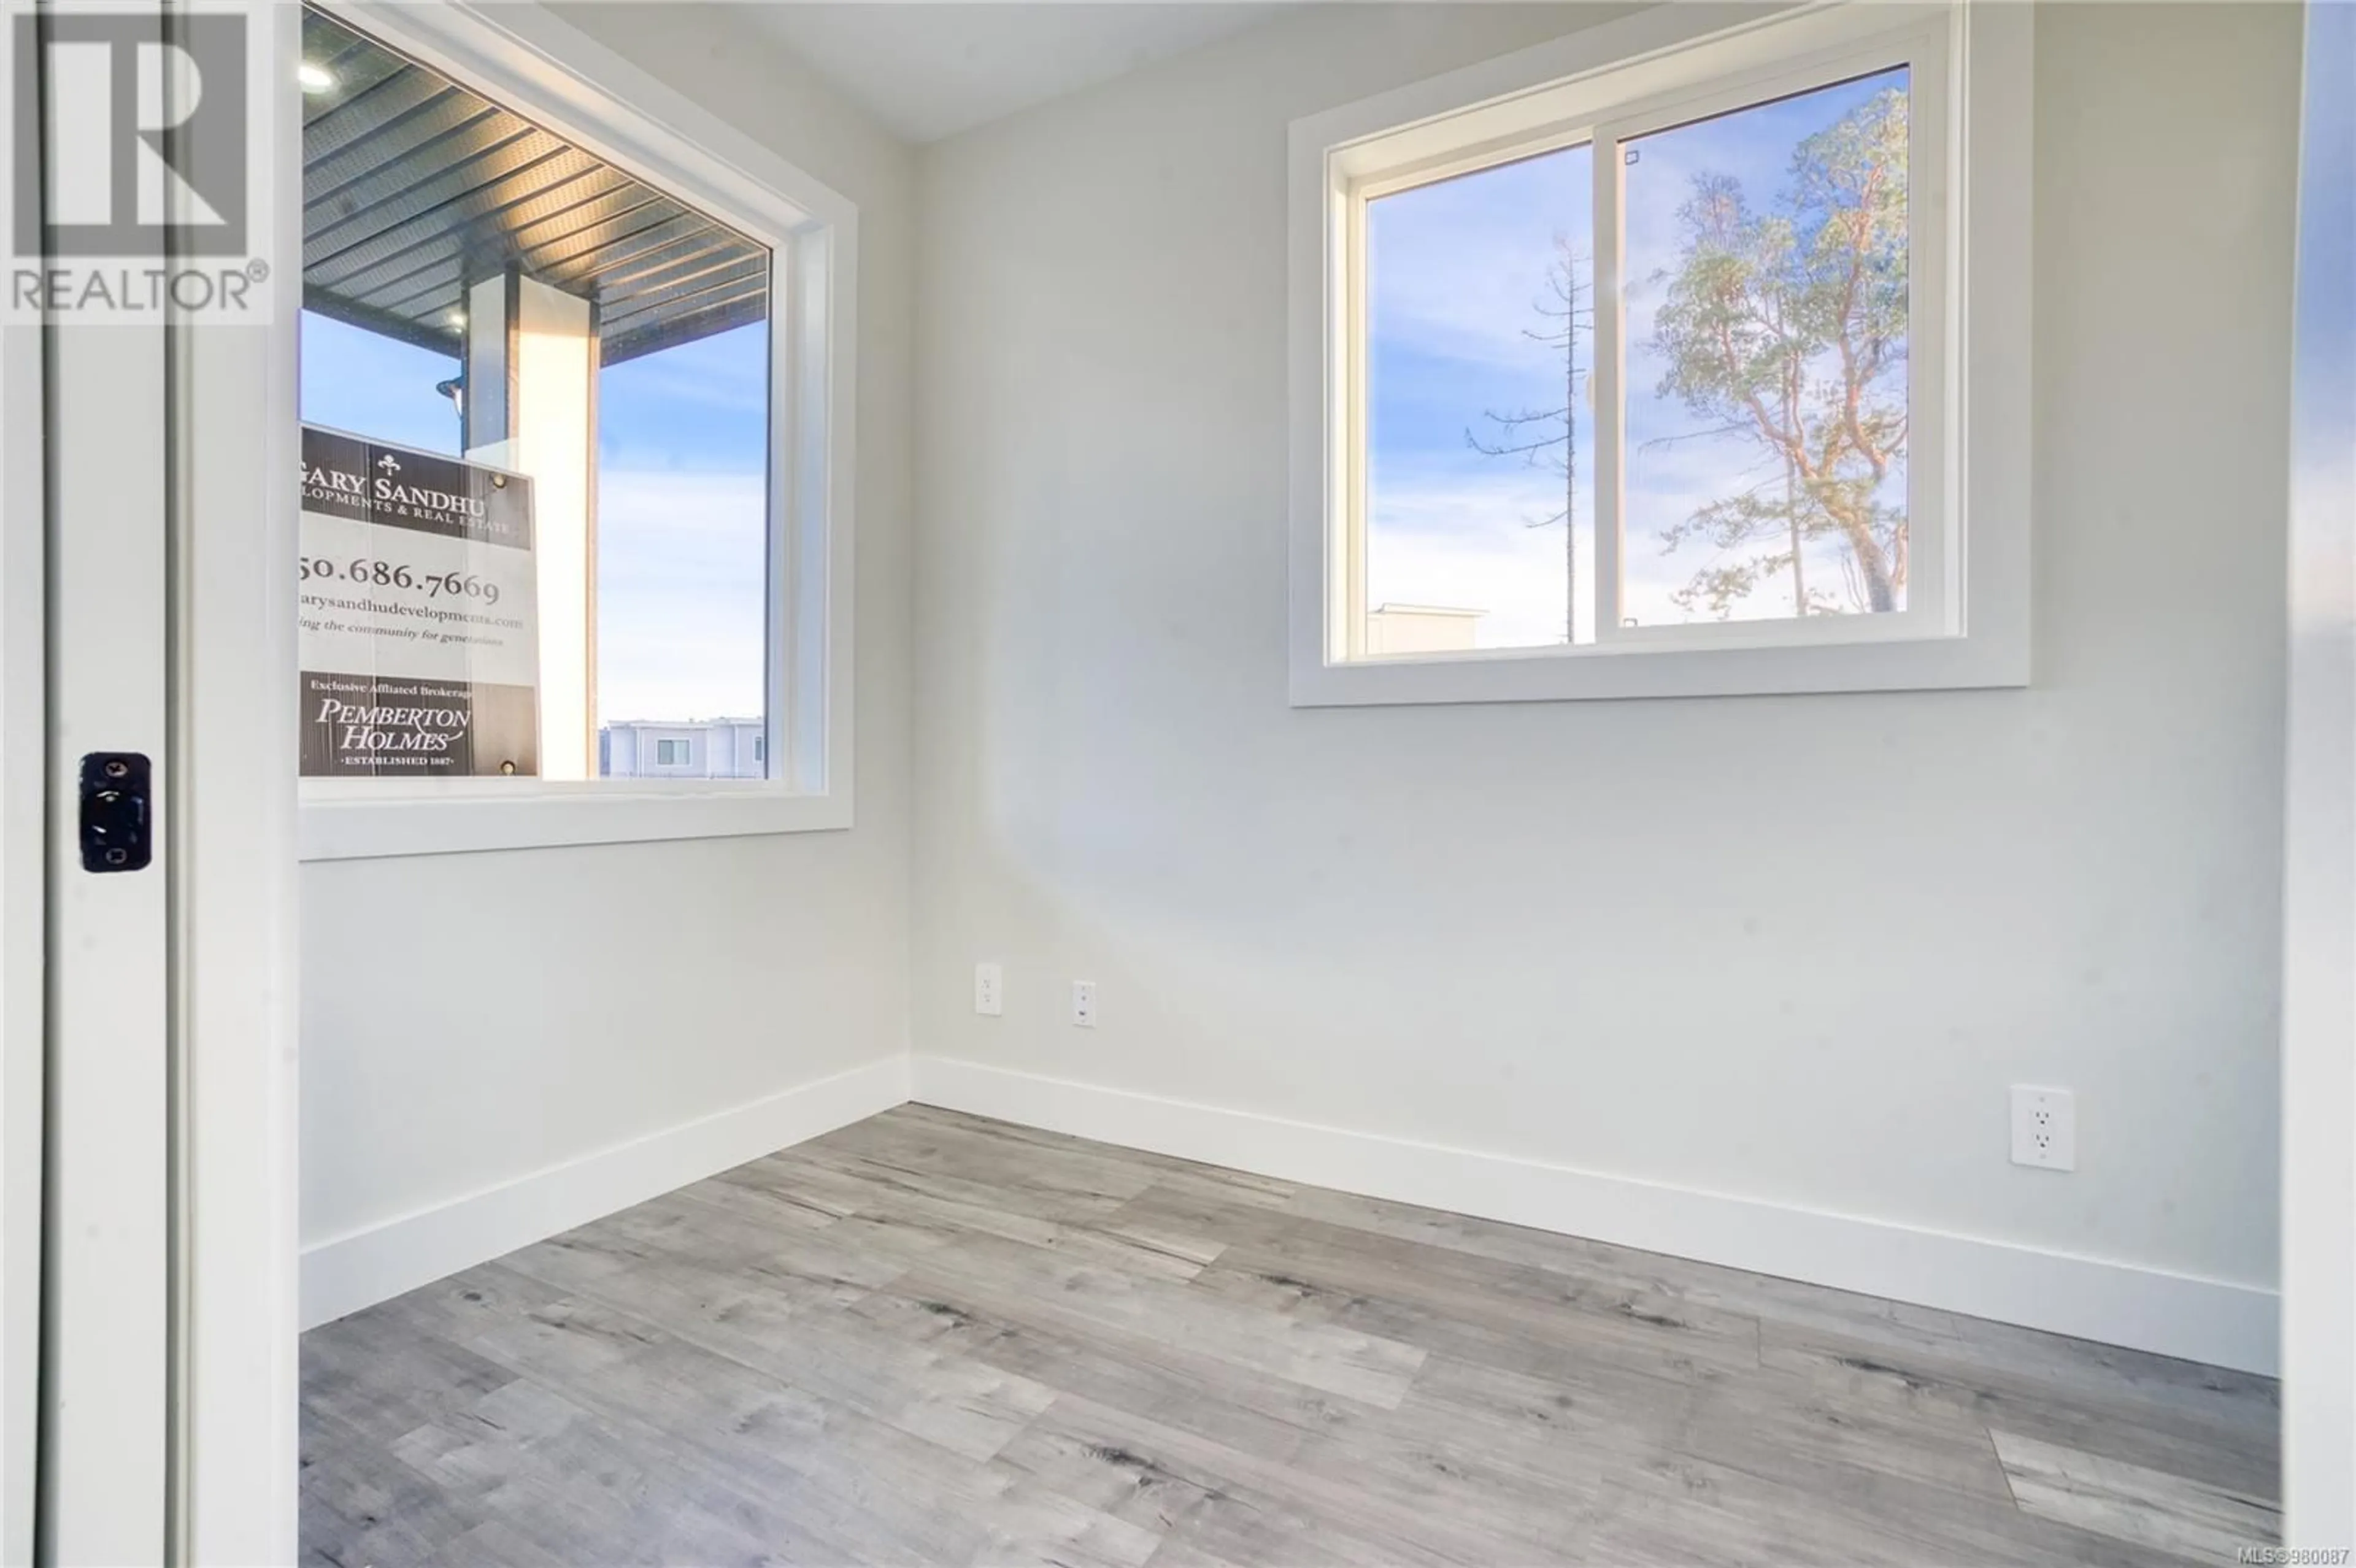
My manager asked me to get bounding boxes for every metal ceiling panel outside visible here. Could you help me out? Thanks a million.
[299,7,769,366]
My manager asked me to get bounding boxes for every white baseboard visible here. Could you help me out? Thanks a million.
[302,1050,2280,1375]
[300,1055,911,1329]
[909,1055,2279,1376]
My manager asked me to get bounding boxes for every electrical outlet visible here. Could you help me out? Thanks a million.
[2011,1086,2076,1171]
[1071,980,1096,1028]
[973,962,1003,1017]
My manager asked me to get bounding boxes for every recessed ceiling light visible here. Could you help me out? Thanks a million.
[298,61,335,94]
[446,309,466,329]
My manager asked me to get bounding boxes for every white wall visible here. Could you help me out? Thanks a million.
[909,2,2301,1364]
[300,4,917,1313]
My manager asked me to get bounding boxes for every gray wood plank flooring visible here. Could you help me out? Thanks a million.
[302,1105,2280,1566]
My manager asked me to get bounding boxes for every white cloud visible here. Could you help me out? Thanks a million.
[1367,466,1579,648]
[1365,439,1900,638]
[1368,149,1595,372]
[595,469,768,720]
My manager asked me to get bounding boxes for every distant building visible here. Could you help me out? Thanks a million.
[599,717,766,778]
[1366,603,1485,655]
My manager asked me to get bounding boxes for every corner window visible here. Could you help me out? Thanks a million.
[1292,4,2030,705]
[293,1,855,856]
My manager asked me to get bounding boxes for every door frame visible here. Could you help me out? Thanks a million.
[169,0,304,1558]
[2,0,302,1559]
[0,301,44,1568]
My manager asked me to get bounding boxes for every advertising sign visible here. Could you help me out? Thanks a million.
[298,426,539,777]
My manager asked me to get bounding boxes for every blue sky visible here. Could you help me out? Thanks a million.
[1365,69,1906,648]
[298,312,460,455]
[595,323,768,724]
[299,310,769,726]
[1368,144,1596,648]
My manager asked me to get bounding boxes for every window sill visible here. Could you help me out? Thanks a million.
[298,783,853,861]
[1289,627,2028,707]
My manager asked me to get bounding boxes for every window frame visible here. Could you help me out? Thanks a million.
[1288,1,2030,706]
[296,0,858,858]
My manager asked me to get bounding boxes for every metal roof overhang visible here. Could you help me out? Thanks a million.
[300,7,769,366]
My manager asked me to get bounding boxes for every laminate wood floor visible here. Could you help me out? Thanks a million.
[302,1105,2280,1567]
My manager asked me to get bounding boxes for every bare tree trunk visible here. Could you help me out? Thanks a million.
[1565,302,1578,644]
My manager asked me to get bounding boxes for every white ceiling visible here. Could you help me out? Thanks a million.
[737,4,1291,145]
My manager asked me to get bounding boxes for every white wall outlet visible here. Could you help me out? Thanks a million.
[1071,980,1096,1028]
[2011,1085,2076,1171]
[973,962,1003,1017]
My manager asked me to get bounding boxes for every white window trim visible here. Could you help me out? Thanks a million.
[1287,0,2030,706]
[296,0,857,859]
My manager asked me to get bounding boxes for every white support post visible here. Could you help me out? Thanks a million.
[463,270,599,780]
